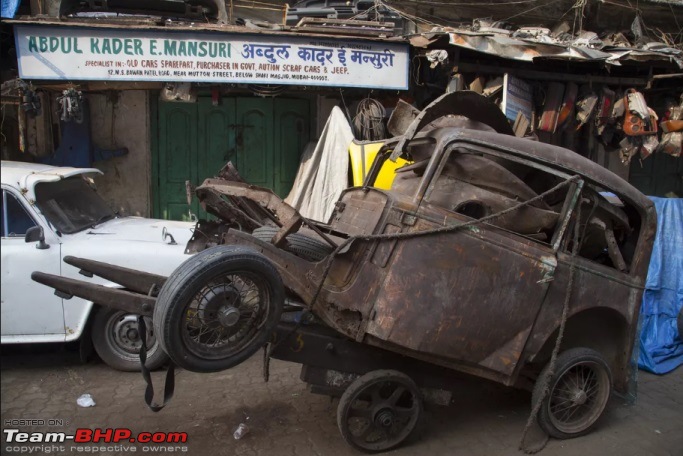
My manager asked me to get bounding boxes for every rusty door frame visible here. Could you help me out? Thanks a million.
[359,135,590,385]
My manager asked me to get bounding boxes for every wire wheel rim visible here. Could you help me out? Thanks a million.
[547,360,610,434]
[179,271,271,361]
[342,379,420,451]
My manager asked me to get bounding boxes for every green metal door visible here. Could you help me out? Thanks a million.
[275,99,310,196]
[235,98,272,190]
[157,102,198,221]
[155,97,310,220]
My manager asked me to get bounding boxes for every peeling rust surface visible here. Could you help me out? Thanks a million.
[31,271,155,316]
[63,256,166,295]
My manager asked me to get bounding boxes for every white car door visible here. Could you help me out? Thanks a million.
[0,187,65,340]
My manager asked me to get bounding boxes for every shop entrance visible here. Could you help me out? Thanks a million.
[154,96,310,220]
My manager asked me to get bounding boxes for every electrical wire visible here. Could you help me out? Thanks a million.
[353,97,386,141]
[389,0,544,6]
[502,0,566,22]
[339,89,354,126]
[571,0,588,36]
[248,84,286,97]
[381,3,444,29]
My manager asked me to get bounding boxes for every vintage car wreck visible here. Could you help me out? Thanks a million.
[32,95,656,452]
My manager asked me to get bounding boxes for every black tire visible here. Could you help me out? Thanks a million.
[337,370,423,453]
[533,348,612,439]
[153,245,284,373]
[91,307,168,372]
[252,226,332,262]
[677,307,683,342]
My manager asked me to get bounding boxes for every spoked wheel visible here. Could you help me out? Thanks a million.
[153,246,284,373]
[337,370,423,453]
[533,348,612,439]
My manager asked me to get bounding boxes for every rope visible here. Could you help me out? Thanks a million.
[144,172,583,433]
[518,195,582,453]
[309,176,581,308]
[301,175,583,453]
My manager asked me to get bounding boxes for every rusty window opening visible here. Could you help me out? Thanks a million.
[560,189,638,274]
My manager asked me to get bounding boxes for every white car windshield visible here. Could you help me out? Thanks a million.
[34,176,116,234]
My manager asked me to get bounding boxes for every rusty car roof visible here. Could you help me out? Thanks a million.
[396,127,655,214]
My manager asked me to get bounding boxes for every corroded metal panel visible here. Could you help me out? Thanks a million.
[29,123,657,393]
[365,214,556,377]
[31,271,155,316]
[328,189,389,236]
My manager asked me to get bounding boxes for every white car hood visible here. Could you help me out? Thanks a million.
[67,216,196,247]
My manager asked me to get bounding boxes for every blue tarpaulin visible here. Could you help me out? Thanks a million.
[1,0,20,18]
[638,197,683,374]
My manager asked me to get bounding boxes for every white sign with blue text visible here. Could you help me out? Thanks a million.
[14,25,409,90]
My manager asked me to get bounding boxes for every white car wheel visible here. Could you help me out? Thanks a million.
[92,308,168,371]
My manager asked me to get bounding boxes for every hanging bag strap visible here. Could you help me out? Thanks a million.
[137,316,176,412]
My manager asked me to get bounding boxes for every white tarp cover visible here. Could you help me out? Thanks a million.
[285,106,354,222]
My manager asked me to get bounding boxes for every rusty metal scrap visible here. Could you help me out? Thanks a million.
[203,127,655,393]
[197,179,303,247]
[31,271,155,316]
[390,91,514,161]
[32,119,656,402]
[63,256,167,295]
[434,30,683,69]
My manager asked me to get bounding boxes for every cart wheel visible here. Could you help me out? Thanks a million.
[153,246,284,373]
[533,348,612,439]
[337,370,422,453]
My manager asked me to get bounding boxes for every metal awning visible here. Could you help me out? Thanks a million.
[410,30,683,69]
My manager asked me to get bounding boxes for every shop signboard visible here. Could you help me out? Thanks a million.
[14,24,409,90]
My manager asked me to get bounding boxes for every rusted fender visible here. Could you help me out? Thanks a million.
[198,179,300,224]
[31,272,155,316]
[197,179,304,246]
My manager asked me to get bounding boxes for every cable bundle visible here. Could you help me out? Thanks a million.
[353,98,386,141]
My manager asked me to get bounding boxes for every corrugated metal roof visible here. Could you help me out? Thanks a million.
[411,29,683,69]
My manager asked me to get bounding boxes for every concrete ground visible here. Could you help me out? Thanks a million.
[1,344,681,456]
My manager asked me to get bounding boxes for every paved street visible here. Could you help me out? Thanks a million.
[1,344,681,456]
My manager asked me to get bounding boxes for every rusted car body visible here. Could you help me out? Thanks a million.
[32,114,656,451]
[188,127,656,394]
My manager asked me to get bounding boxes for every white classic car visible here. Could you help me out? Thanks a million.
[1,161,195,371]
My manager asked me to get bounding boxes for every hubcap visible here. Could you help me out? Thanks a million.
[197,285,241,326]
[572,389,588,406]
[218,306,241,327]
[112,314,155,354]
